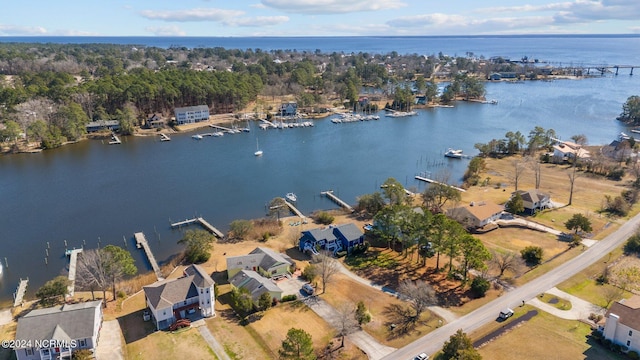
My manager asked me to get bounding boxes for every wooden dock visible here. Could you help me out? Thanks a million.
[283,199,306,218]
[66,248,83,297]
[13,278,28,307]
[415,175,466,192]
[109,133,121,145]
[134,232,164,281]
[321,190,355,212]
[171,217,224,238]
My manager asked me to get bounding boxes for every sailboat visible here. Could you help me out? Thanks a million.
[254,138,263,156]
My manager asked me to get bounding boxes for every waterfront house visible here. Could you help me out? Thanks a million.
[447,201,504,228]
[278,102,298,117]
[229,270,283,307]
[146,113,165,128]
[512,189,551,214]
[226,247,294,279]
[14,300,103,360]
[299,223,365,255]
[602,295,640,353]
[553,140,590,162]
[174,105,210,125]
[85,120,120,133]
[143,264,215,330]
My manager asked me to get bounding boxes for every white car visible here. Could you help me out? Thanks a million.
[415,353,429,360]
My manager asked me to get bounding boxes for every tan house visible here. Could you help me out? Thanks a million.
[602,295,640,353]
[447,201,504,228]
[513,189,551,214]
[553,140,590,161]
[226,247,294,279]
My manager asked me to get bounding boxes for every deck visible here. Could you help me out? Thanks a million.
[171,217,224,238]
[415,175,466,192]
[321,190,355,212]
[66,248,83,297]
[134,232,164,281]
[13,278,29,307]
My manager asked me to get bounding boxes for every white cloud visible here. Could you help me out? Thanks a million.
[261,0,406,14]
[0,24,48,35]
[630,26,640,33]
[224,16,289,27]
[386,13,556,34]
[145,25,187,36]
[139,8,244,22]
[250,3,267,8]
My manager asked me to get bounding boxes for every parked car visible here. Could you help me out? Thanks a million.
[363,223,373,231]
[302,283,314,295]
[415,353,429,360]
[499,308,514,320]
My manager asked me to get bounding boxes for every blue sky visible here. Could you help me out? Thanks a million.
[1,0,639,36]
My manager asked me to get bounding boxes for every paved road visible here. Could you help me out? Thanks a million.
[382,210,640,359]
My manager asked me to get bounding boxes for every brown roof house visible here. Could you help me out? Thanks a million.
[14,300,103,360]
[553,140,590,162]
[447,201,504,229]
[602,295,640,353]
[143,264,215,330]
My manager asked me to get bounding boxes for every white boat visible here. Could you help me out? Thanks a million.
[444,148,463,158]
[212,131,224,137]
[192,134,203,140]
[286,192,297,202]
[254,139,263,156]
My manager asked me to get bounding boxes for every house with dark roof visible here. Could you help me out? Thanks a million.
[14,300,103,360]
[143,264,215,330]
[512,189,551,214]
[602,295,640,353]
[85,120,120,133]
[229,270,283,306]
[278,102,297,116]
[226,247,294,280]
[447,201,504,228]
[299,223,364,255]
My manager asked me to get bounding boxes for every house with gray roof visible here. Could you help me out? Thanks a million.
[229,270,283,307]
[143,264,215,330]
[512,189,551,214]
[14,300,103,360]
[226,247,294,279]
[299,223,364,255]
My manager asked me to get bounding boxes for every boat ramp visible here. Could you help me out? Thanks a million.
[134,232,164,281]
[66,248,83,297]
[171,217,224,238]
[13,278,29,307]
[321,190,355,212]
[415,174,466,192]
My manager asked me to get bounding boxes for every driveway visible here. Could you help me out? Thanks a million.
[95,320,124,360]
[192,319,231,360]
[275,275,308,297]
[528,287,605,320]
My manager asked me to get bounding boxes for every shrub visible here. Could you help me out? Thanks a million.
[335,251,347,258]
[624,234,640,255]
[316,211,334,225]
[608,168,625,180]
[117,290,127,299]
[470,277,491,298]
[281,294,298,302]
[302,265,317,283]
[628,350,639,360]
[521,246,544,266]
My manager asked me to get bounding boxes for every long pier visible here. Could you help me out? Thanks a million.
[415,175,466,192]
[134,232,164,281]
[321,190,355,212]
[66,248,83,297]
[13,278,28,307]
[283,199,305,218]
[171,217,224,238]
[209,124,233,132]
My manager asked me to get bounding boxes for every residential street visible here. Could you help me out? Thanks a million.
[382,211,640,359]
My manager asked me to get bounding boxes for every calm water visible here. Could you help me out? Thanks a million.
[0,36,638,305]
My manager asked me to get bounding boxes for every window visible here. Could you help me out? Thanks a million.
[80,339,86,347]
[26,349,33,356]
[200,289,203,294]
[630,330,633,336]
[207,299,210,304]
[627,340,631,346]
[184,301,187,305]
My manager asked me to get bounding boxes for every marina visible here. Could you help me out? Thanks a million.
[66,248,83,297]
[321,190,355,213]
[170,217,224,238]
[134,232,164,281]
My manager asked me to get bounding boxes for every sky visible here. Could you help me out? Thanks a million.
[1,0,639,37]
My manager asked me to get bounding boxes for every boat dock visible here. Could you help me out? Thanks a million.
[321,190,355,212]
[171,217,224,238]
[283,199,305,218]
[66,248,83,297]
[13,278,29,307]
[209,124,233,133]
[415,175,466,192]
[160,133,171,141]
[109,133,121,145]
[134,232,164,281]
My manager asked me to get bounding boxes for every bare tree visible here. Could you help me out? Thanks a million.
[397,279,437,321]
[75,249,109,302]
[525,156,542,189]
[601,286,624,308]
[315,252,341,294]
[568,163,579,206]
[512,159,527,191]
[489,250,525,278]
[335,303,359,348]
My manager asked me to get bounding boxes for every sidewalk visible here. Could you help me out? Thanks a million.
[193,319,232,360]
[527,287,605,320]
[94,320,124,360]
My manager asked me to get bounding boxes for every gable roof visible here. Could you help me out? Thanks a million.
[15,300,102,346]
[229,270,282,300]
[183,264,215,288]
[227,247,294,273]
[448,201,504,223]
[334,223,364,241]
[305,227,338,243]
[144,276,198,310]
[515,189,550,205]
[606,295,640,330]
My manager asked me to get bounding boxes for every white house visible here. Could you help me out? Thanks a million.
[512,189,551,214]
[14,300,103,360]
[143,264,215,330]
[174,105,210,125]
[602,295,640,353]
[553,140,590,161]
